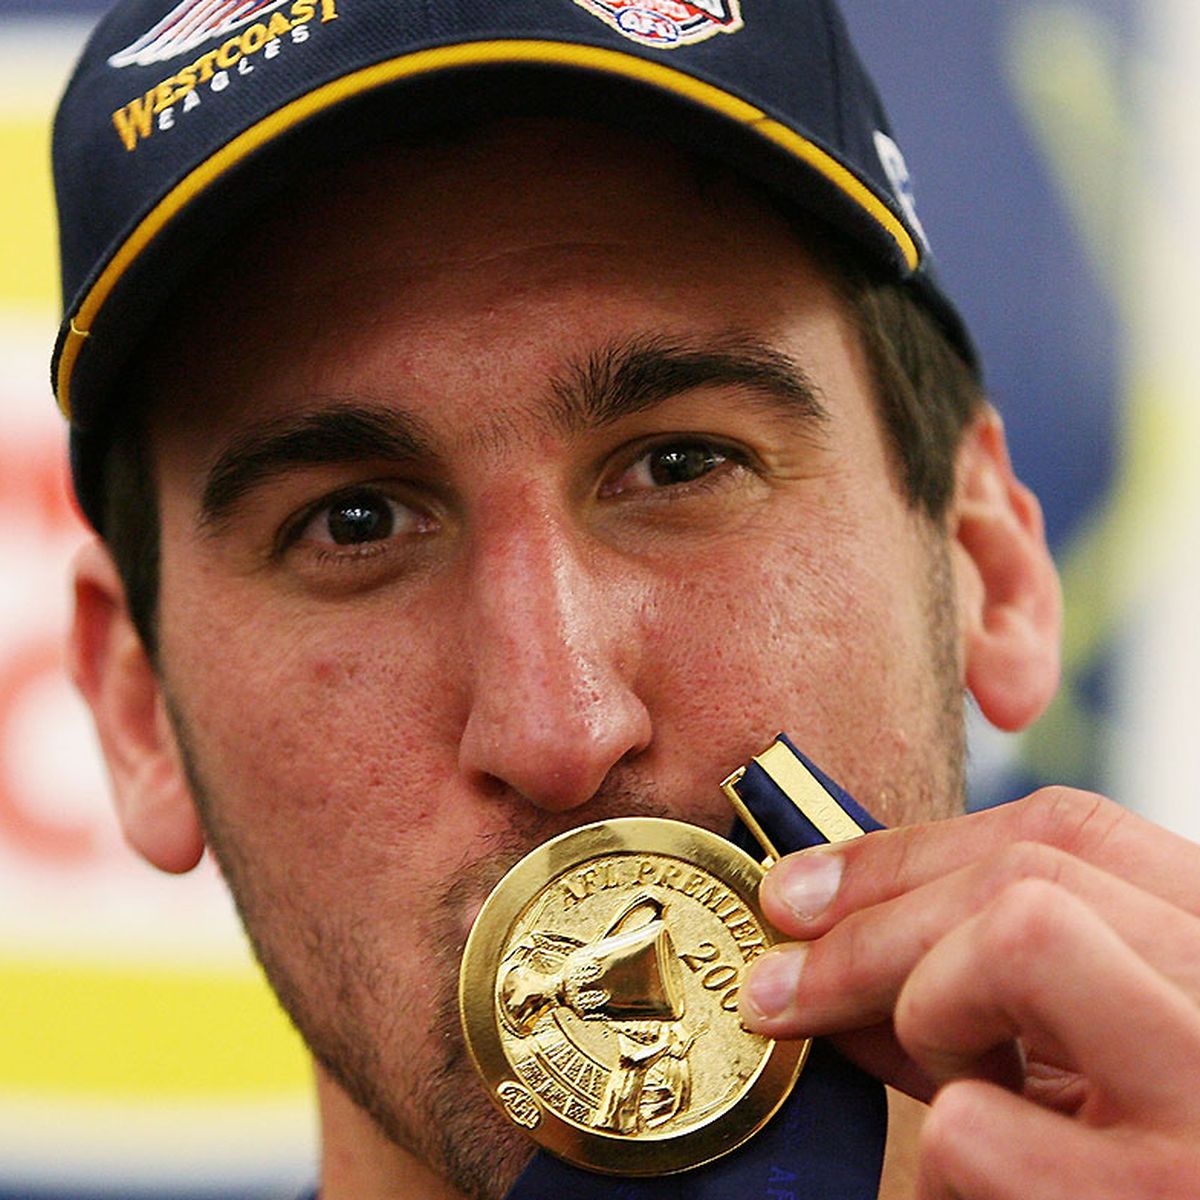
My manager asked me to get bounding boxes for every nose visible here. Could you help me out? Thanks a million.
[457,500,652,811]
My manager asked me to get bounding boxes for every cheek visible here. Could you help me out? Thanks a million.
[638,514,938,772]
[158,586,466,889]
[646,517,883,669]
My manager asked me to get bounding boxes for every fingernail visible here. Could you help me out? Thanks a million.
[743,946,807,1022]
[773,851,844,922]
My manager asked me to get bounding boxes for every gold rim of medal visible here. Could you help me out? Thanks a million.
[458,816,808,1176]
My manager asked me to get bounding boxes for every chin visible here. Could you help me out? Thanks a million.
[321,1024,536,1199]
[264,909,534,1199]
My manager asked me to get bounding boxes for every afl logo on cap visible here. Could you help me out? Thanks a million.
[108,0,294,68]
[571,0,744,48]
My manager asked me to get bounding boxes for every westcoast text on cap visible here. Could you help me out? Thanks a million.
[52,0,974,531]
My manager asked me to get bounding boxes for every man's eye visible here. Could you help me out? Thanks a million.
[295,489,420,548]
[605,441,732,496]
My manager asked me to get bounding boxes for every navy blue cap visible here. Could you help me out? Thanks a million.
[53,0,975,531]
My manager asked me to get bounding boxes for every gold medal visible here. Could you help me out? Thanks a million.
[458,818,808,1175]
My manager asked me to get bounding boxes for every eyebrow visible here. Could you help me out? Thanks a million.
[548,333,827,433]
[197,334,826,528]
[199,405,435,528]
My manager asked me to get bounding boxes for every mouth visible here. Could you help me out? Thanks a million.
[461,894,488,938]
[445,785,718,947]
[450,849,535,949]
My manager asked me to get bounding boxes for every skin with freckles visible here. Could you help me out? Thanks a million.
[69,122,1068,1200]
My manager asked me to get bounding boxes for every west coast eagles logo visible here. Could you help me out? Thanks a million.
[572,0,744,48]
[108,0,294,68]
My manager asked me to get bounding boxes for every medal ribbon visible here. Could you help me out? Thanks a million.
[506,734,888,1200]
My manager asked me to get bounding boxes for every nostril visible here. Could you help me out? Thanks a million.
[471,771,510,801]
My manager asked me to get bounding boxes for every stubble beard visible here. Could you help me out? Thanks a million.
[905,524,967,824]
[171,713,677,1199]
[164,532,965,1200]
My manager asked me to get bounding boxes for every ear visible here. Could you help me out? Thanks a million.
[68,538,205,873]
[951,408,1062,731]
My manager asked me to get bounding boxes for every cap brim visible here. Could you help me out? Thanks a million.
[55,39,923,426]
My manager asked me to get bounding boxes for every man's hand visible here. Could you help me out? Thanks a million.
[739,788,1200,1199]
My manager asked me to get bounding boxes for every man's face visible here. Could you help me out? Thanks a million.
[145,122,965,1195]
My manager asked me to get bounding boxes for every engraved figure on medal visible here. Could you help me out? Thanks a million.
[498,893,697,1134]
[493,854,771,1139]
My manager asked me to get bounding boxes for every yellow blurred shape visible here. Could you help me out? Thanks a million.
[0,958,310,1098]
[0,116,59,307]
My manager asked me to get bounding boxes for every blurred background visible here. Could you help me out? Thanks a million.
[1,0,1197,1196]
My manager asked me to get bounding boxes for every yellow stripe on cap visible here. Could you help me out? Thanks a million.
[56,38,920,418]
[751,115,917,266]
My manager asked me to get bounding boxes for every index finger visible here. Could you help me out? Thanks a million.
[761,787,1200,935]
